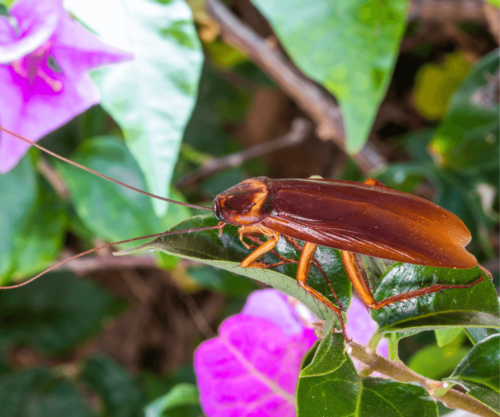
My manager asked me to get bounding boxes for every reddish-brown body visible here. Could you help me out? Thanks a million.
[214,177,476,270]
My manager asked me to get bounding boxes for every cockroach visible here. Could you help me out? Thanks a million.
[0,126,491,336]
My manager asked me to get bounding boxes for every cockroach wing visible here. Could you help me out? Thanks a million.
[261,179,477,269]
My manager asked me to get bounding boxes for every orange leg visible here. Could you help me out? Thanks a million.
[297,242,347,336]
[283,235,345,311]
[341,251,484,310]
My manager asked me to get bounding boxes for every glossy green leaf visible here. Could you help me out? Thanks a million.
[11,185,68,281]
[407,344,469,380]
[445,334,500,413]
[81,355,145,417]
[430,50,499,170]
[297,333,438,417]
[67,0,203,215]
[250,0,408,153]
[145,383,200,417]
[0,367,93,417]
[118,214,352,321]
[0,157,37,282]
[0,272,125,355]
[56,136,190,247]
[371,263,500,333]
[465,327,500,345]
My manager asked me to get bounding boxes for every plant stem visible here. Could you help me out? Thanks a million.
[347,339,498,417]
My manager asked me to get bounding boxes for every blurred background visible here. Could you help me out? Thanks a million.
[0,0,498,415]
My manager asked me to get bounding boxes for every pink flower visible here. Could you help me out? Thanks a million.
[0,0,131,173]
[195,290,316,417]
[194,290,388,417]
[346,297,388,359]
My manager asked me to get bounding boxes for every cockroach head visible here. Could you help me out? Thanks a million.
[213,177,275,225]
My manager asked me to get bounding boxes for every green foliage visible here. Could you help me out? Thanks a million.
[56,136,190,247]
[407,344,469,380]
[145,383,201,417]
[0,158,37,282]
[445,334,500,412]
[66,0,203,216]
[118,214,352,321]
[0,367,93,417]
[0,272,125,356]
[371,263,499,333]
[186,265,257,296]
[296,332,438,416]
[429,50,499,171]
[81,355,145,417]
[250,0,408,153]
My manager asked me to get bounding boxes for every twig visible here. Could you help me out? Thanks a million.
[347,339,498,417]
[205,0,387,174]
[177,118,312,188]
[408,0,487,23]
[38,157,69,200]
[58,254,157,275]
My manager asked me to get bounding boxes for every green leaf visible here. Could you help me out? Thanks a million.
[465,327,500,345]
[413,52,471,120]
[371,263,500,334]
[81,355,145,417]
[145,383,200,417]
[0,272,125,355]
[66,0,203,215]
[11,184,68,281]
[0,367,93,417]
[56,136,190,247]
[118,214,352,321]
[297,333,438,417]
[0,157,37,282]
[186,265,258,296]
[250,0,408,153]
[435,328,464,348]
[445,334,500,413]
[429,50,500,171]
[407,344,469,380]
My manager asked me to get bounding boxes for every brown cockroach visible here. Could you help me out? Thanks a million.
[0,126,491,336]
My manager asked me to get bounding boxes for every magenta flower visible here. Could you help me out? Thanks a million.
[0,0,131,173]
[346,297,388,359]
[195,290,316,417]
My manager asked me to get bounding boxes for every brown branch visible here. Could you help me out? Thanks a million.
[205,0,387,174]
[177,118,312,188]
[347,339,498,417]
[58,254,157,275]
[408,0,487,23]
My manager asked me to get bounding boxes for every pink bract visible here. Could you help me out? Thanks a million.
[0,0,131,173]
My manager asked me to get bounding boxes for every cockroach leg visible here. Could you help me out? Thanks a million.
[341,250,485,310]
[297,242,347,338]
[239,226,282,268]
[479,264,494,281]
[283,235,344,311]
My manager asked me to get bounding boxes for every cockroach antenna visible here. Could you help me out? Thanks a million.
[0,126,213,211]
[0,225,223,290]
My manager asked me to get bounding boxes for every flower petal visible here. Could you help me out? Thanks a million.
[195,315,315,417]
[0,0,61,63]
[242,289,306,336]
[347,297,388,357]
[50,11,132,77]
[0,65,99,173]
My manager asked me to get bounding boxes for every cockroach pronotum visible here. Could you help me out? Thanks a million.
[0,126,492,337]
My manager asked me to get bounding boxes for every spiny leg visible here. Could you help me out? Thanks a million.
[243,235,297,269]
[341,250,484,310]
[297,242,347,337]
[283,235,345,311]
